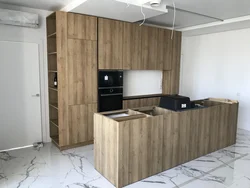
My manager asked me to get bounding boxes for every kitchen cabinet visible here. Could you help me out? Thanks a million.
[123,97,161,109]
[158,29,173,70]
[68,103,97,144]
[123,22,142,70]
[95,109,163,188]
[47,11,98,150]
[141,26,173,70]
[162,31,182,95]
[68,39,97,105]
[95,99,239,188]
[141,26,161,70]
[98,18,123,69]
[67,13,97,40]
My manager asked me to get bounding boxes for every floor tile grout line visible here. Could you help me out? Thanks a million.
[173,153,249,188]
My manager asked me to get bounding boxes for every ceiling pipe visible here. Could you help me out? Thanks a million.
[166,5,224,22]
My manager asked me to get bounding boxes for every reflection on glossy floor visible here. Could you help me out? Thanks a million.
[0,129,250,188]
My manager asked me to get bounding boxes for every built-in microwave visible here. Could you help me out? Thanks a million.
[98,70,123,88]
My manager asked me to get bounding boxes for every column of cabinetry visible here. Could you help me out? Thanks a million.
[46,12,98,150]
[162,31,182,95]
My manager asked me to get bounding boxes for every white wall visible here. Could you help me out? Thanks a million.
[123,70,162,96]
[0,3,52,142]
[180,28,250,131]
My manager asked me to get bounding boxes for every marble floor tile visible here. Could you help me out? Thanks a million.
[0,128,250,188]
[227,176,250,188]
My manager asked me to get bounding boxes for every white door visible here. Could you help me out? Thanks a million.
[0,41,42,151]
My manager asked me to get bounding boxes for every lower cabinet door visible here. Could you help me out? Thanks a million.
[68,103,97,144]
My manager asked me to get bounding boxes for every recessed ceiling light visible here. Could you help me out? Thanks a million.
[150,0,162,7]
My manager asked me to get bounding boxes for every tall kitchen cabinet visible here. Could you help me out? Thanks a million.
[46,12,98,150]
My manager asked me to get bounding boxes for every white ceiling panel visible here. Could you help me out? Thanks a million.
[146,9,220,29]
[0,0,74,11]
[162,0,250,20]
[68,0,168,22]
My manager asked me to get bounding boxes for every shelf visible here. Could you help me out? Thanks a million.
[50,119,58,128]
[51,136,59,147]
[47,32,56,38]
[49,87,58,92]
[48,70,57,73]
[48,52,57,55]
[50,103,58,109]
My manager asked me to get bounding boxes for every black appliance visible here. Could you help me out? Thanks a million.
[98,70,123,112]
[159,95,191,111]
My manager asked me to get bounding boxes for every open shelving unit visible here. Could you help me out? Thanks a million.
[47,12,59,147]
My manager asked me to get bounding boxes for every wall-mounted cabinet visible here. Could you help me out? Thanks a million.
[123,22,142,70]
[98,18,180,71]
[98,18,123,69]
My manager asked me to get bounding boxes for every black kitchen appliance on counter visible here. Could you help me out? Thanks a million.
[159,95,191,111]
[98,70,123,112]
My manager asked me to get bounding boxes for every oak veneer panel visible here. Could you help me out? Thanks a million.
[158,29,172,71]
[68,39,97,105]
[229,103,239,145]
[189,109,200,160]
[208,106,220,153]
[68,103,97,144]
[67,13,97,40]
[94,114,118,186]
[123,22,142,70]
[118,115,163,187]
[162,31,182,95]
[141,26,163,70]
[123,97,160,109]
[170,31,182,94]
[56,11,69,147]
[98,18,123,69]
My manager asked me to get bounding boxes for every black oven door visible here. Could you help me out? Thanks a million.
[98,88,123,112]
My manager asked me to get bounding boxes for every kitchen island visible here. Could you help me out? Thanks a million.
[94,98,239,188]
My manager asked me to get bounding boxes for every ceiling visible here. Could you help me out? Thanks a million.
[1,0,250,32]
[0,0,74,11]
[67,0,168,22]
[145,0,250,28]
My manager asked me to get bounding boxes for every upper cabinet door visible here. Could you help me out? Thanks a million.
[98,18,123,69]
[158,29,173,70]
[123,22,142,70]
[141,26,163,70]
[67,13,97,40]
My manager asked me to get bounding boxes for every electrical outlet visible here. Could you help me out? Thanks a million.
[237,93,241,97]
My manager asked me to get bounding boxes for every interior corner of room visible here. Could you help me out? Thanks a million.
[1,0,250,187]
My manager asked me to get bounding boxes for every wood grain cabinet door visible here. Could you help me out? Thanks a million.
[158,29,173,70]
[141,26,163,70]
[67,13,97,40]
[68,39,97,105]
[98,18,123,69]
[123,22,142,70]
[68,103,97,144]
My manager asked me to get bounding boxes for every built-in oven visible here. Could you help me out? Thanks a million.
[98,70,123,112]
